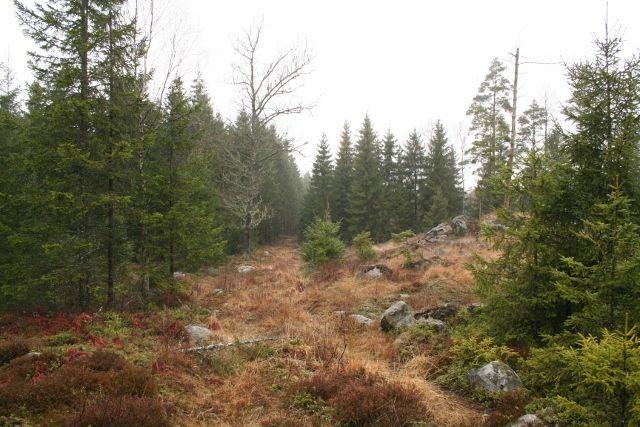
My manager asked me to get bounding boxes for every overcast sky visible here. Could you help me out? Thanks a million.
[2,0,640,188]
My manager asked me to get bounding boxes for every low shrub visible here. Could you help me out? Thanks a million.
[395,323,450,363]
[352,231,376,261]
[436,334,520,394]
[525,396,596,426]
[301,218,345,268]
[0,350,158,416]
[391,230,415,242]
[297,365,429,426]
[0,338,30,366]
[47,331,78,346]
[63,396,169,427]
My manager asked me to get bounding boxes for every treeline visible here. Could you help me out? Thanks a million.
[302,118,464,241]
[0,1,304,311]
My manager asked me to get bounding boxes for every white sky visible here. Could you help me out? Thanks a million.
[2,0,640,189]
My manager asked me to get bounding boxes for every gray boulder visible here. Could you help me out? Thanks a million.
[451,215,468,235]
[173,271,186,280]
[349,314,375,327]
[207,267,218,275]
[381,301,415,332]
[508,414,544,427]
[185,324,214,345]
[237,265,255,275]
[364,267,382,279]
[467,360,523,393]
[416,317,446,333]
[426,222,452,238]
[360,264,392,278]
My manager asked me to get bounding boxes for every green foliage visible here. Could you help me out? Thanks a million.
[352,231,376,261]
[301,218,346,268]
[437,334,520,393]
[523,326,640,425]
[525,396,596,426]
[399,248,414,268]
[347,116,385,240]
[301,134,334,232]
[391,230,415,242]
[330,122,354,240]
[466,58,512,211]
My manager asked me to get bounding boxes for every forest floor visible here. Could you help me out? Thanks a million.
[0,235,498,426]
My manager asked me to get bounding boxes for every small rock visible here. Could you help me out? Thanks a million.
[333,310,346,316]
[399,293,410,299]
[211,288,224,296]
[360,264,393,278]
[185,324,214,345]
[467,360,523,393]
[416,303,458,320]
[237,265,255,275]
[466,302,485,313]
[381,301,415,332]
[24,352,42,359]
[173,271,186,280]
[263,250,272,257]
[364,267,382,279]
[402,258,430,270]
[349,314,374,327]
[416,317,446,333]
[207,267,218,275]
[508,414,544,427]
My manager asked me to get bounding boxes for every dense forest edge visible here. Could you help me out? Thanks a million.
[1,0,640,426]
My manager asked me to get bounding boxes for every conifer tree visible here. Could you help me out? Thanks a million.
[348,116,384,239]
[466,58,512,214]
[423,121,463,226]
[398,130,426,231]
[331,122,354,237]
[301,134,334,230]
[380,130,401,237]
[14,0,142,307]
[563,32,640,218]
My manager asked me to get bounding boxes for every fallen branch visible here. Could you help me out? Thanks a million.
[184,336,286,353]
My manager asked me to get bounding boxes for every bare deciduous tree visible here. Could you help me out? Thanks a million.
[222,22,313,253]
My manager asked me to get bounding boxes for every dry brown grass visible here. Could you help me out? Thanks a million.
[169,236,488,426]
[1,236,490,426]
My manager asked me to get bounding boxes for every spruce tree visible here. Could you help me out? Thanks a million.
[398,130,426,231]
[380,130,401,237]
[348,116,384,239]
[301,134,334,230]
[332,122,354,237]
[424,121,463,226]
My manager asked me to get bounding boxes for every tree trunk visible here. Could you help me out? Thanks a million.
[505,47,519,209]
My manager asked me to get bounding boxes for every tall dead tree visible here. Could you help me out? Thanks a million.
[223,23,312,253]
[505,47,519,209]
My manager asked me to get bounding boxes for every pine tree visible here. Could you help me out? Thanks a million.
[398,130,426,231]
[331,122,354,238]
[348,116,384,240]
[466,58,512,214]
[301,134,334,230]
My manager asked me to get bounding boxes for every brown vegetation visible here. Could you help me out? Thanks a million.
[0,236,493,425]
